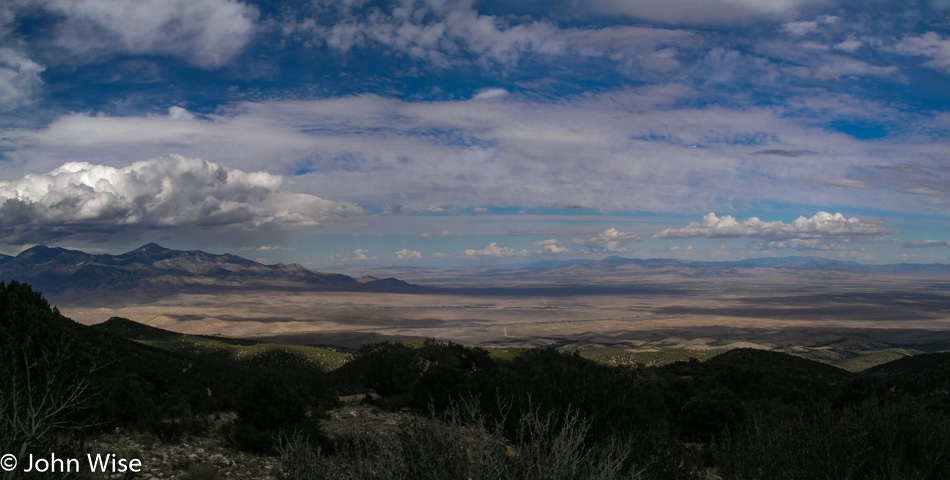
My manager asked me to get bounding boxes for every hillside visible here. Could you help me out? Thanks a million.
[94,316,351,371]
[0,281,259,422]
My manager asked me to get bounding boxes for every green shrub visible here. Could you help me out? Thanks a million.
[716,399,950,480]
[233,374,316,452]
[278,403,646,480]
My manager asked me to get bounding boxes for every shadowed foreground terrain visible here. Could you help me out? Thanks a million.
[5,280,950,479]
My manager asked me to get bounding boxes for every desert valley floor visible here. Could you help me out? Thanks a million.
[59,266,950,362]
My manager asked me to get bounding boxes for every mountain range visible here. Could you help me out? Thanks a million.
[3,244,949,302]
[0,243,417,297]
[524,255,950,275]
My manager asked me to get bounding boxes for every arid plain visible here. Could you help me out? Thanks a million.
[58,262,950,368]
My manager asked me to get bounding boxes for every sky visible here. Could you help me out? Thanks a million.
[1,0,950,268]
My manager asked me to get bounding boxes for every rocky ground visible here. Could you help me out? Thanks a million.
[82,402,396,480]
[85,430,280,480]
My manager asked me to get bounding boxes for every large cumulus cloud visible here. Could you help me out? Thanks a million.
[654,211,895,240]
[0,154,362,243]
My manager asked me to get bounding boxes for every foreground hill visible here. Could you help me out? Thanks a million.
[1,281,335,434]
[0,243,418,298]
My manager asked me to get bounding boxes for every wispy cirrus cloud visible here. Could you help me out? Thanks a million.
[285,0,697,71]
[815,163,950,200]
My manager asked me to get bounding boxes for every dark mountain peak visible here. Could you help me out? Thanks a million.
[277,263,310,273]
[139,243,169,252]
[117,243,183,264]
[364,277,420,291]
[19,244,66,256]
[21,244,54,252]
[15,245,90,265]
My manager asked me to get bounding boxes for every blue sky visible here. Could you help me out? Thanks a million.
[2,0,950,268]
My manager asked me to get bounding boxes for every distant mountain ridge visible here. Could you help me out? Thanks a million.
[530,255,950,275]
[0,243,418,296]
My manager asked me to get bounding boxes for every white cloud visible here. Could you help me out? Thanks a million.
[534,238,569,254]
[167,106,195,120]
[45,0,258,69]
[329,248,376,263]
[895,240,950,248]
[828,163,950,199]
[653,244,694,253]
[808,57,898,80]
[572,228,640,252]
[384,204,447,214]
[462,242,525,257]
[1,88,935,219]
[654,211,895,240]
[893,32,950,74]
[237,245,291,251]
[781,15,838,35]
[834,35,863,53]
[419,230,459,238]
[292,1,697,70]
[0,47,44,111]
[758,39,898,81]
[395,248,422,260]
[472,88,508,100]
[583,0,825,25]
[530,228,639,254]
[760,239,844,250]
[781,21,819,36]
[0,154,362,243]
